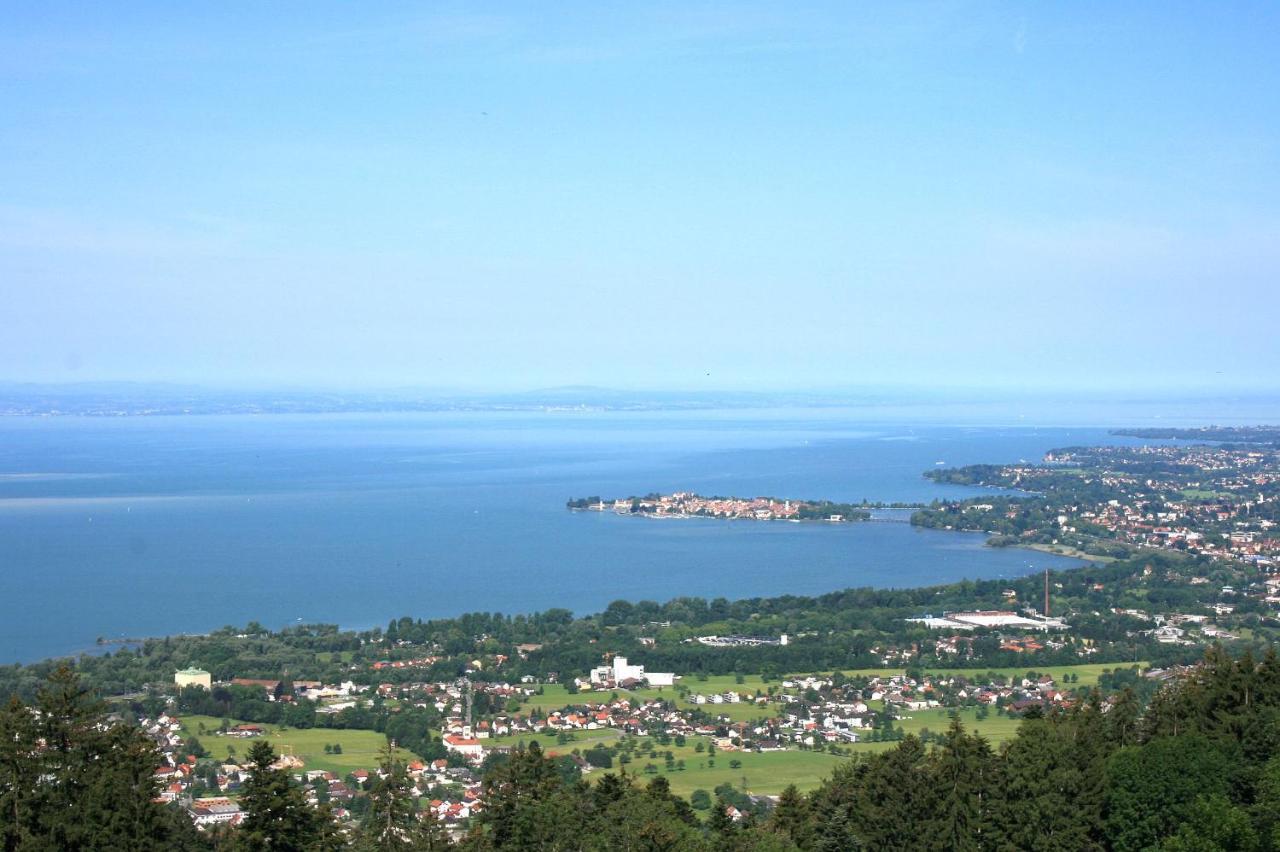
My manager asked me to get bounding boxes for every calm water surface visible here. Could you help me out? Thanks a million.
[0,410,1146,662]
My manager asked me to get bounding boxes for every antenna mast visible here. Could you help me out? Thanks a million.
[464,678,473,735]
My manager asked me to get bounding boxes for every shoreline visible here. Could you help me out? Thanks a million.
[1002,540,1114,563]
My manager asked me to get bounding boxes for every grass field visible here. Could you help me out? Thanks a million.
[485,729,621,750]
[922,661,1142,689]
[891,705,1023,742]
[650,747,849,797]
[606,703,1027,797]
[609,736,850,797]
[521,678,775,723]
[178,715,388,776]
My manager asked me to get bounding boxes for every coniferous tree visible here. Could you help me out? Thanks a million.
[988,710,1105,851]
[0,696,38,851]
[847,735,931,849]
[236,740,321,852]
[359,742,420,851]
[767,785,809,848]
[924,718,992,852]
[1,667,208,852]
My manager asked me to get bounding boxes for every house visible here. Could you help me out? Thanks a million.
[443,734,484,761]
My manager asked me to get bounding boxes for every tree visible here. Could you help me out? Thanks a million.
[926,716,993,849]
[708,796,737,842]
[1,667,206,852]
[988,710,1107,850]
[1157,794,1259,852]
[358,741,421,851]
[0,696,38,849]
[472,742,586,850]
[1105,735,1233,852]
[236,740,321,852]
[768,785,809,847]
[690,789,712,810]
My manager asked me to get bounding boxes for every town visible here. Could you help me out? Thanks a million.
[917,440,1280,570]
[567,492,874,522]
[149,652,1122,837]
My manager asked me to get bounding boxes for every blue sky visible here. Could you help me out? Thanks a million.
[2,2,1278,392]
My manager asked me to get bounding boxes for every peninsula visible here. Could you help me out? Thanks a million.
[566,492,879,521]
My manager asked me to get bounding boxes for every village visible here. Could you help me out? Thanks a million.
[154,650,1122,835]
[569,492,868,522]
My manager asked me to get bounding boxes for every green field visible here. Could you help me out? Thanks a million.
[178,715,388,775]
[769,662,1137,690]
[611,736,850,797]
[891,705,1022,743]
[485,729,621,750]
[921,662,1141,689]
[1181,488,1232,500]
[650,747,849,797]
[521,678,776,723]
[609,704,1025,797]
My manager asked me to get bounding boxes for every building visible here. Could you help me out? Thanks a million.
[175,667,212,690]
[442,734,484,761]
[588,656,675,687]
[187,797,241,827]
[905,611,1068,632]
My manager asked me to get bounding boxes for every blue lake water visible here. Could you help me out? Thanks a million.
[0,409,1183,662]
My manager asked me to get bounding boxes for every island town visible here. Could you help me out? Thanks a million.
[567,492,876,522]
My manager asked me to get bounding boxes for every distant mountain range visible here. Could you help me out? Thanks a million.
[0,382,903,416]
[2,381,1276,417]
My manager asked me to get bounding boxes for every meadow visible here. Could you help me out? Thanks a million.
[178,715,388,776]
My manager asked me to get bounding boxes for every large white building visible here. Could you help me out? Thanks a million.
[175,667,212,690]
[905,610,1068,632]
[589,656,675,687]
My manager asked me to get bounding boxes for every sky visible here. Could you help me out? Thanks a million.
[1,2,1278,393]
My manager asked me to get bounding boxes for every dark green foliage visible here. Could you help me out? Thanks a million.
[0,666,207,851]
[235,740,322,851]
[1105,735,1233,852]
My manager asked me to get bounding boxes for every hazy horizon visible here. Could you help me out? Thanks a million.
[4,3,1278,392]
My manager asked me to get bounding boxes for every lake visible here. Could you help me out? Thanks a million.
[0,409,1169,662]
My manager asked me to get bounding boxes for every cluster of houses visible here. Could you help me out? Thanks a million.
[591,492,835,521]
[142,701,489,833]
[1015,445,1280,567]
[151,653,1108,836]
[1111,606,1240,644]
